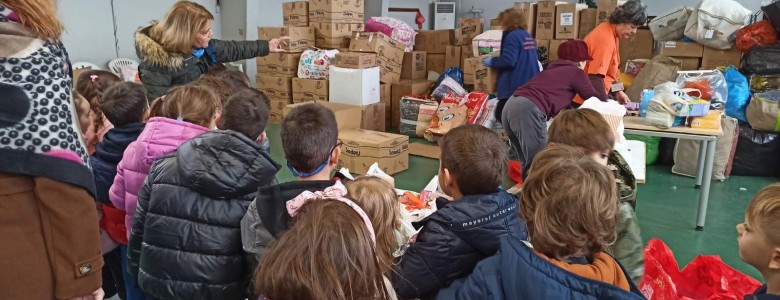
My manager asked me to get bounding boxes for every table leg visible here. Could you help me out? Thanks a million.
[694,140,707,189]
[695,139,717,231]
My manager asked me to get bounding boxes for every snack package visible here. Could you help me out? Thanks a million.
[424,93,469,142]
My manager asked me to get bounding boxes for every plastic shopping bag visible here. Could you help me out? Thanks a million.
[736,20,778,52]
[430,76,467,102]
[724,66,751,122]
[676,70,729,110]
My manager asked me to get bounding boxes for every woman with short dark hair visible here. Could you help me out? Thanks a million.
[580,0,647,105]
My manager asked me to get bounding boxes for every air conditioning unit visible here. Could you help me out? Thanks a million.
[433,2,456,30]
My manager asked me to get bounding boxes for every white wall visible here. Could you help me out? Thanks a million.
[59,0,221,67]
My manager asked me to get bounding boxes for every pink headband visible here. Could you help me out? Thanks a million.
[286,181,376,245]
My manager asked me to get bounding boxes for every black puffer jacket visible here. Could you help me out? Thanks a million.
[135,24,270,99]
[128,130,280,300]
[393,190,528,300]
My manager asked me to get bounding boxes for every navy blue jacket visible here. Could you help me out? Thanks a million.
[393,190,527,300]
[436,236,646,300]
[746,285,780,300]
[490,29,540,100]
[89,123,145,204]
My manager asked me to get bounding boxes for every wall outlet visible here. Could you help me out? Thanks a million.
[238,28,244,37]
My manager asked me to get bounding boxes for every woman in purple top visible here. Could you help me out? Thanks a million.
[501,40,608,182]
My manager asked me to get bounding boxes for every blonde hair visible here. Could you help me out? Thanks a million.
[151,85,220,128]
[521,143,619,261]
[149,1,214,54]
[2,0,63,40]
[746,183,780,245]
[345,176,401,275]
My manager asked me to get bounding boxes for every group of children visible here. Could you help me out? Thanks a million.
[74,65,779,300]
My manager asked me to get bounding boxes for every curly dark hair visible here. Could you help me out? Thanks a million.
[609,0,647,26]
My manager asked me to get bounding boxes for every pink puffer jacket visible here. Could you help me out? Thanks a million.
[109,117,210,237]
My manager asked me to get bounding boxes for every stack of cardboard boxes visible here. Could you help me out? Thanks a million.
[308,0,365,50]
[329,52,387,132]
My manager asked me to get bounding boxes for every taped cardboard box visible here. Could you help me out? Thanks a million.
[380,83,392,128]
[555,3,588,40]
[536,1,559,40]
[401,51,427,80]
[257,75,293,100]
[461,45,474,67]
[378,55,402,84]
[445,46,462,69]
[391,79,433,129]
[455,18,484,46]
[292,78,328,103]
[283,1,309,26]
[338,129,409,175]
[283,101,362,131]
[329,66,381,106]
[312,22,364,49]
[655,40,704,58]
[579,8,598,39]
[335,52,377,69]
[549,39,568,61]
[674,57,701,70]
[463,56,480,85]
[618,29,654,68]
[414,30,455,54]
[269,98,293,124]
[256,53,301,77]
[308,0,364,23]
[597,0,627,25]
[474,55,498,93]
[701,46,742,69]
[514,2,537,36]
[258,26,315,52]
[361,102,386,132]
[427,54,446,75]
[349,31,405,66]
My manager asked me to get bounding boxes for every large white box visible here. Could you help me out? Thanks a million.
[328,66,380,106]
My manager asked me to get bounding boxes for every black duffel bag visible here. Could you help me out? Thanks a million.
[731,122,780,177]
[742,43,780,75]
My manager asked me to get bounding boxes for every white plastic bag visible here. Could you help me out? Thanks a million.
[297,49,339,80]
[579,97,628,147]
[684,0,751,49]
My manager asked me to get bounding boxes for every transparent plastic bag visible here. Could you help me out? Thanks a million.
[675,70,729,110]
[430,76,467,102]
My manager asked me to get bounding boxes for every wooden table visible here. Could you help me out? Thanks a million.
[623,116,723,231]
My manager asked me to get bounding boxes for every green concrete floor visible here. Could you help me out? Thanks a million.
[265,124,777,281]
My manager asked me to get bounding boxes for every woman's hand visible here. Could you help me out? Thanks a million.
[482,57,494,67]
[615,91,631,104]
[69,288,104,300]
[269,37,290,52]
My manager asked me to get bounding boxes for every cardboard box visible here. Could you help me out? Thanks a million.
[256,53,301,77]
[258,26,315,52]
[549,39,568,61]
[377,55,402,84]
[308,0,364,23]
[335,52,377,69]
[555,3,587,40]
[596,0,627,25]
[618,29,654,68]
[256,75,293,100]
[380,83,392,129]
[329,66,380,106]
[414,30,455,54]
[361,102,386,132]
[461,45,474,64]
[283,101,362,131]
[283,1,309,26]
[292,78,328,103]
[349,31,405,66]
[455,18,484,46]
[463,56,481,85]
[514,2,537,36]
[338,129,409,175]
[673,57,702,70]
[578,8,598,39]
[536,1,559,40]
[311,22,364,49]
[269,98,293,124]
[401,51,427,80]
[391,79,433,129]
[427,54,446,74]
[445,46,462,69]
[701,46,742,69]
[656,41,704,58]
[474,54,498,93]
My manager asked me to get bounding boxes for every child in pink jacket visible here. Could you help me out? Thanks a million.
[109,85,221,238]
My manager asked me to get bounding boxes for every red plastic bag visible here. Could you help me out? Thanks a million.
[463,92,490,125]
[736,20,778,53]
[639,239,761,300]
[509,160,522,184]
